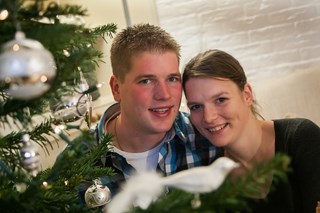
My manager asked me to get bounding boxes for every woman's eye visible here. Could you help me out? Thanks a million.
[216,97,227,104]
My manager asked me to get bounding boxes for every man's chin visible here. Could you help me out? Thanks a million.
[151,123,174,134]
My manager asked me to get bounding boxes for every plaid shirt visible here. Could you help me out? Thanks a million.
[79,103,221,201]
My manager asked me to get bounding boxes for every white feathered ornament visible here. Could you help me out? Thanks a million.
[162,157,239,193]
[105,157,239,213]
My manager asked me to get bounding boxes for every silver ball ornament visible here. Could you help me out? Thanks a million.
[85,181,111,208]
[19,134,40,177]
[0,31,56,100]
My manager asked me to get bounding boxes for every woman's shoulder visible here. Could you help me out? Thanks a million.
[274,118,320,152]
[273,118,319,130]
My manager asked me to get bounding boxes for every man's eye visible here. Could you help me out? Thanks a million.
[168,76,181,82]
[139,79,151,84]
[189,105,201,111]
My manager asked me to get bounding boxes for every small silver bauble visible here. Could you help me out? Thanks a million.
[19,134,40,177]
[85,180,111,208]
[0,31,56,100]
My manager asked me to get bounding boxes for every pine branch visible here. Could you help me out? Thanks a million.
[0,98,48,118]
[0,0,117,211]
[20,2,89,21]
[0,117,60,148]
[132,154,290,213]
[44,131,114,183]
[0,130,114,212]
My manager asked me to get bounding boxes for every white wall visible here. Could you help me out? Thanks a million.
[155,0,320,86]
[155,0,320,115]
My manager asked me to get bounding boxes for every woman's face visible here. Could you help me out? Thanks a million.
[184,77,253,147]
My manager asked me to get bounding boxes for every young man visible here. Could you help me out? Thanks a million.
[93,24,220,198]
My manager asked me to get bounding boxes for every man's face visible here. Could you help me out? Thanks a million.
[111,51,182,136]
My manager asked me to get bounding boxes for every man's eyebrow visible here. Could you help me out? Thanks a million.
[134,74,156,81]
[169,73,181,77]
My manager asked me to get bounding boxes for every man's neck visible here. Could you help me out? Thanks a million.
[108,115,167,153]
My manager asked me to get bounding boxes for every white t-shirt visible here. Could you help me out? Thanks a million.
[112,140,164,172]
[103,108,170,173]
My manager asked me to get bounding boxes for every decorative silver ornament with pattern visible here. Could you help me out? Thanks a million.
[85,179,111,208]
[0,31,56,100]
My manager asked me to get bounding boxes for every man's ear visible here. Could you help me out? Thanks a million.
[110,75,121,102]
[243,83,253,105]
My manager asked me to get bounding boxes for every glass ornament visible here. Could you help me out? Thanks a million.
[85,179,111,208]
[19,134,40,177]
[51,73,92,122]
[0,31,56,100]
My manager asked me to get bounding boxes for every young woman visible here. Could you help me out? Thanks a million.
[182,49,320,213]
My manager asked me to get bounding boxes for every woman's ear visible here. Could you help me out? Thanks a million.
[243,83,253,105]
[110,75,121,102]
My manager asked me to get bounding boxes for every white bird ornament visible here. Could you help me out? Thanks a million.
[106,157,239,213]
[162,156,239,193]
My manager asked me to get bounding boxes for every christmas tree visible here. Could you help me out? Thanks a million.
[0,0,116,212]
[0,1,290,212]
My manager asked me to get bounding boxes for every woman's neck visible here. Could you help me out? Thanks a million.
[224,120,275,170]
[225,120,274,168]
[224,120,275,199]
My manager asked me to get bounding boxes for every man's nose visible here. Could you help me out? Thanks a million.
[154,82,171,100]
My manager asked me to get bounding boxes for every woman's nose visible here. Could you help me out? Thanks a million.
[203,106,218,123]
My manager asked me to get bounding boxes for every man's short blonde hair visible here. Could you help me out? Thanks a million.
[110,24,181,82]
